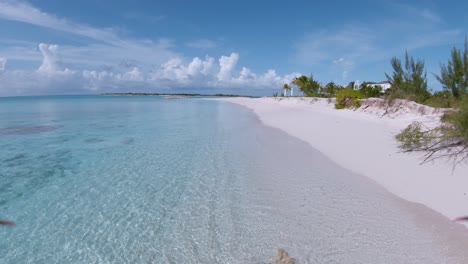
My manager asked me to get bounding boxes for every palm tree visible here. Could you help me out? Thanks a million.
[282,83,291,96]
[292,75,322,96]
[291,75,310,96]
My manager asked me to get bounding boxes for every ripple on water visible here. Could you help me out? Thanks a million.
[84,138,105,143]
[121,138,135,145]
[0,125,59,135]
[0,149,78,209]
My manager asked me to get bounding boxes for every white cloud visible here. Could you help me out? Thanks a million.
[0,1,178,70]
[186,39,218,49]
[0,43,299,96]
[237,67,256,81]
[0,57,6,72]
[0,0,117,43]
[0,2,299,96]
[294,26,378,67]
[390,3,443,25]
[37,43,66,73]
[420,9,442,24]
[217,53,239,81]
[122,67,143,81]
[187,56,215,76]
[333,57,355,80]
[293,3,462,83]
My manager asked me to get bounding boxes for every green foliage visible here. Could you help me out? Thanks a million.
[321,82,344,98]
[395,96,468,165]
[335,89,364,109]
[435,39,468,99]
[395,122,434,150]
[359,82,382,98]
[282,83,291,96]
[346,81,356,90]
[385,51,431,103]
[423,90,457,108]
[444,97,468,140]
[292,75,321,96]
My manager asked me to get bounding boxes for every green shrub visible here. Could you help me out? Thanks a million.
[335,89,364,109]
[321,82,345,98]
[395,95,468,165]
[395,122,433,150]
[359,83,382,98]
[423,90,460,108]
[444,97,468,140]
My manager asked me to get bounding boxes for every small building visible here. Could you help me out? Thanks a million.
[354,80,391,93]
[368,81,391,92]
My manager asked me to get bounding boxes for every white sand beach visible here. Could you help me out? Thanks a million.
[215,97,468,225]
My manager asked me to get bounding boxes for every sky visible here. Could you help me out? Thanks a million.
[0,0,467,96]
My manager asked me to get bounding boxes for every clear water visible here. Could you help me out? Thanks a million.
[0,96,467,263]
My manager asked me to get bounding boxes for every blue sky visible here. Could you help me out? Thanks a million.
[0,0,467,96]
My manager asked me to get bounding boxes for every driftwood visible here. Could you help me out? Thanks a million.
[271,248,295,264]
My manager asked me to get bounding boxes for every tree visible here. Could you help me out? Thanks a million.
[282,83,291,96]
[321,81,343,97]
[346,81,356,90]
[385,51,431,103]
[291,75,309,96]
[359,82,382,98]
[292,75,321,96]
[435,39,468,99]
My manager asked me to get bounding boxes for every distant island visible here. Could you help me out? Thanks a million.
[101,92,256,98]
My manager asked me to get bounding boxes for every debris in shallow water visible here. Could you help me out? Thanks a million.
[0,220,15,226]
[271,248,295,264]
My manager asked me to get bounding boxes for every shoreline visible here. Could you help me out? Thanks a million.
[212,96,468,226]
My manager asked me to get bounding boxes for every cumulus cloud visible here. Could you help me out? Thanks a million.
[0,43,299,96]
[37,43,68,74]
[0,1,178,70]
[154,55,214,83]
[0,57,6,72]
[122,67,143,81]
[0,2,300,96]
[217,53,239,81]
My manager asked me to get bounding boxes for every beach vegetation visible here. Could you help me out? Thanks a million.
[346,81,356,90]
[396,95,468,165]
[434,39,468,100]
[321,82,344,97]
[359,82,382,98]
[394,40,468,166]
[282,83,291,96]
[385,51,431,103]
[423,90,461,108]
[291,75,321,96]
[335,89,364,109]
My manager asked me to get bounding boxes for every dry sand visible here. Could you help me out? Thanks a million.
[214,97,468,224]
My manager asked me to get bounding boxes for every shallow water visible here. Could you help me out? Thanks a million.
[0,95,467,263]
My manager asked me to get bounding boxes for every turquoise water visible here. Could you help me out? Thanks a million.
[1,95,467,263]
[0,96,262,263]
